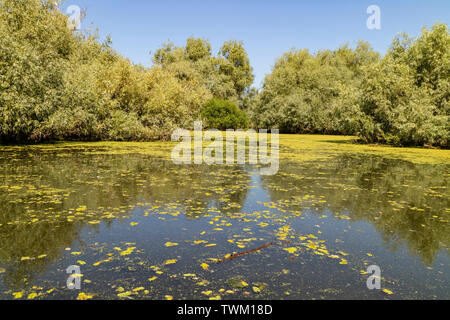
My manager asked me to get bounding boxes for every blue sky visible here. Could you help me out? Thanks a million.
[61,0,450,87]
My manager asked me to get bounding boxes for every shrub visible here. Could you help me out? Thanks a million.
[200,98,249,130]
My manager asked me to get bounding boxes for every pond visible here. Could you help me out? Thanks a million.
[0,135,448,300]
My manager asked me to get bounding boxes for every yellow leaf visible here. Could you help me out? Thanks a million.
[27,293,37,300]
[77,293,93,300]
[148,276,157,281]
[12,292,23,299]
[164,242,179,247]
[200,263,209,270]
[120,247,136,256]
[165,295,173,300]
[117,291,132,297]
[382,288,394,295]
[164,259,177,265]
[283,247,298,254]
[93,258,111,266]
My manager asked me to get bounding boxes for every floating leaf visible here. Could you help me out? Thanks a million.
[382,288,394,295]
[164,259,177,265]
[283,247,298,254]
[12,292,23,299]
[164,242,179,247]
[200,263,209,270]
[77,293,93,300]
[27,293,38,300]
[117,291,132,297]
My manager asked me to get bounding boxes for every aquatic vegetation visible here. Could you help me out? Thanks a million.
[0,135,448,299]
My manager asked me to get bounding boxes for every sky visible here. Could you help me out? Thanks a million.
[61,0,450,87]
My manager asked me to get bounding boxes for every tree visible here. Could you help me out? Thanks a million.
[200,98,249,130]
[153,38,254,104]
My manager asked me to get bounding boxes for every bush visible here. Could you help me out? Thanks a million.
[200,98,249,130]
[105,111,154,141]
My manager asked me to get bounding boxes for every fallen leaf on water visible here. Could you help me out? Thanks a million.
[200,263,209,270]
[382,288,394,295]
[164,242,179,247]
[283,247,298,254]
[117,291,132,297]
[77,293,93,300]
[27,293,37,300]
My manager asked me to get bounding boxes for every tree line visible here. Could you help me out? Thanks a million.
[0,0,448,147]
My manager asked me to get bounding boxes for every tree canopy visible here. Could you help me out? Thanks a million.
[252,24,449,148]
[0,0,448,148]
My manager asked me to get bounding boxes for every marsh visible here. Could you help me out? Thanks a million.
[0,135,448,300]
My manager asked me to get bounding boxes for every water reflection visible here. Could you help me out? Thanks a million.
[263,154,449,265]
[0,143,448,299]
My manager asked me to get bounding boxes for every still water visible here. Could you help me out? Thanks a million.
[0,135,448,299]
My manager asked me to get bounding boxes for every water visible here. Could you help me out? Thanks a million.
[0,136,448,300]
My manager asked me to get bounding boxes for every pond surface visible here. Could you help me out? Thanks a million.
[0,135,449,300]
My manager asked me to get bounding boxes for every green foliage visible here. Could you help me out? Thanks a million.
[252,42,379,135]
[252,23,449,148]
[0,1,447,148]
[357,23,449,147]
[153,38,254,105]
[0,0,236,143]
[200,98,249,130]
